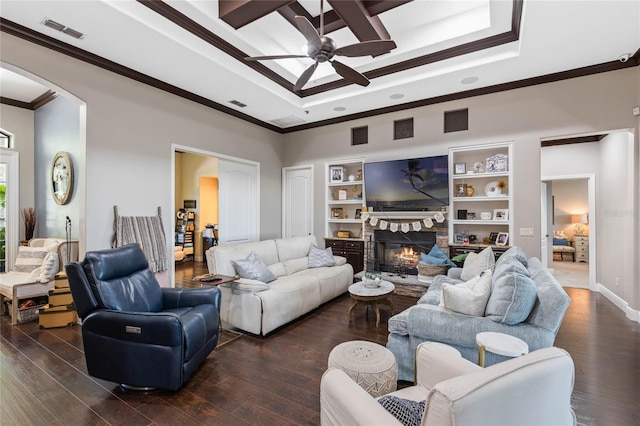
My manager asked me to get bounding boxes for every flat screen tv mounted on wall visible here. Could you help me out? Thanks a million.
[364,155,449,211]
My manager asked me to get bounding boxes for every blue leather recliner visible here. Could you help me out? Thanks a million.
[65,243,220,391]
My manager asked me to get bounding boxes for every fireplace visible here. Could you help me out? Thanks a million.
[374,230,436,275]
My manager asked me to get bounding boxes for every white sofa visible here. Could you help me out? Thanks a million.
[321,342,576,426]
[0,238,79,324]
[205,235,354,335]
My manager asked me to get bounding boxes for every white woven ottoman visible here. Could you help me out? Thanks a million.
[328,340,397,397]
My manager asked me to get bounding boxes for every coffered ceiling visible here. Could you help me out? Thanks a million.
[1,1,638,133]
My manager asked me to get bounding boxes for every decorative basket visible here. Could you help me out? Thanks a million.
[7,302,47,323]
[418,262,448,277]
[336,230,351,238]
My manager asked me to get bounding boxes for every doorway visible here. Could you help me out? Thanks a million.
[172,144,259,284]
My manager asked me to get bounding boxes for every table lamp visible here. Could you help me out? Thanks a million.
[571,213,588,236]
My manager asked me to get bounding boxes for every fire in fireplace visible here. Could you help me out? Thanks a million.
[374,230,436,274]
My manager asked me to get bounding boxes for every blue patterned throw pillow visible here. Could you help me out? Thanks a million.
[308,244,335,268]
[378,395,425,426]
[231,251,277,283]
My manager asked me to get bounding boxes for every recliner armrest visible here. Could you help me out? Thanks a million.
[82,310,184,347]
[162,287,221,311]
[415,342,481,390]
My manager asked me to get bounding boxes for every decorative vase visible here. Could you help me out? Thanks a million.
[466,186,475,197]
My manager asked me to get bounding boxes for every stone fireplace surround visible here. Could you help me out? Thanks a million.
[362,212,449,274]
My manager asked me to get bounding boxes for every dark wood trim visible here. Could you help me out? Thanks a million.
[218,0,296,29]
[0,17,281,133]
[31,90,58,109]
[541,134,607,147]
[0,96,32,110]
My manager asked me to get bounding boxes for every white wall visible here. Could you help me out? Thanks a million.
[34,95,81,239]
[1,32,284,259]
[284,68,640,312]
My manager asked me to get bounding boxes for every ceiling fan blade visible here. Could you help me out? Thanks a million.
[331,60,370,87]
[244,54,308,61]
[294,16,322,51]
[334,40,397,57]
[294,61,319,91]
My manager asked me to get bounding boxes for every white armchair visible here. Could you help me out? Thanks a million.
[0,238,79,324]
[321,342,575,426]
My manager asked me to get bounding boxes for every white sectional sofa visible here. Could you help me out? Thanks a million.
[205,235,354,335]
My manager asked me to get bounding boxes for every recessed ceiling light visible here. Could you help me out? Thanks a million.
[333,106,346,111]
[390,93,404,99]
[461,76,479,84]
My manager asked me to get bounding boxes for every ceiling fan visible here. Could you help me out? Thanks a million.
[244,0,397,91]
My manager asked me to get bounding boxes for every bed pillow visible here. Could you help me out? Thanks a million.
[13,247,48,273]
[460,246,495,281]
[442,269,493,316]
[419,244,452,266]
[378,395,425,426]
[231,251,277,283]
[308,244,335,268]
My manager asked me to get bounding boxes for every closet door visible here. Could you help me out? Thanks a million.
[282,165,313,238]
[218,158,259,245]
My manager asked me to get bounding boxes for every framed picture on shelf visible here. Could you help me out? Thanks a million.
[331,208,344,219]
[493,209,509,220]
[337,189,348,200]
[456,183,468,197]
[454,233,465,243]
[467,212,476,219]
[454,163,466,174]
[496,232,509,246]
[457,209,468,220]
[354,208,362,219]
[486,153,508,172]
[330,166,344,182]
[489,232,499,244]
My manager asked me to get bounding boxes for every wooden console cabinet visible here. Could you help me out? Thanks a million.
[325,238,364,274]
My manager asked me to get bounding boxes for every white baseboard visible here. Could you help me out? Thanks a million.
[596,283,640,323]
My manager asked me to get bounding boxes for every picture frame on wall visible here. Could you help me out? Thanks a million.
[496,232,509,246]
[330,166,344,182]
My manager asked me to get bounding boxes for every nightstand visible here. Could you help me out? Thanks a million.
[573,236,589,263]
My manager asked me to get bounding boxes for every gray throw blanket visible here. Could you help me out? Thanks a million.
[114,215,168,273]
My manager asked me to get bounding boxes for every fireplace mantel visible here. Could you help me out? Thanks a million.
[365,211,448,220]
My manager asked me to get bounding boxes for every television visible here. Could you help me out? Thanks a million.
[364,155,449,211]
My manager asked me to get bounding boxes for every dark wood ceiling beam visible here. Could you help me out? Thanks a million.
[327,0,389,41]
[219,0,296,29]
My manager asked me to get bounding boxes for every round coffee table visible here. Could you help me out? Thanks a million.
[348,281,395,328]
[328,340,397,397]
[476,331,529,367]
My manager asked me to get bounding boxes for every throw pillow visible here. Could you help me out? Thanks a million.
[552,237,568,246]
[442,269,493,316]
[419,245,452,266]
[231,251,277,283]
[485,272,538,324]
[378,395,425,426]
[460,246,495,281]
[13,247,48,273]
[39,252,60,281]
[308,244,335,268]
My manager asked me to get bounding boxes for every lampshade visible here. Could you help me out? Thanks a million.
[570,214,588,224]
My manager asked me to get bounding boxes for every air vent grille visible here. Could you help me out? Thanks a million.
[229,100,247,108]
[269,115,306,127]
[42,18,84,39]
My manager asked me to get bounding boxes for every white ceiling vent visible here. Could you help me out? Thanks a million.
[269,115,306,127]
[42,18,84,39]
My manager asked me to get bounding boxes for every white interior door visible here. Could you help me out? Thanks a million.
[0,150,19,271]
[218,158,259,245]
[282,165,313,238]
[540,181,552,268]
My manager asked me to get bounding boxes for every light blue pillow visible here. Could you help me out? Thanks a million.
[485,271,538,324]
[419,244,452,266]
[232,251,277,283]
[308,244,335,268]
[553,238,568,246]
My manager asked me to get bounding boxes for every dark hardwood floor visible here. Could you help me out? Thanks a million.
[1,260,639,425]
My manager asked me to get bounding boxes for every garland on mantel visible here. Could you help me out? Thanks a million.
[361,212,446,232]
